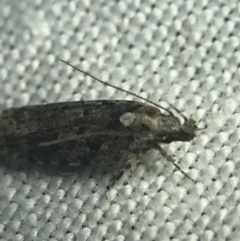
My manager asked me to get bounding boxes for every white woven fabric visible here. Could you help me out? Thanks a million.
[0,0,240,240]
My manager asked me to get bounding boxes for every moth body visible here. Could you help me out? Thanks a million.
[0,59,201,192]
[0,100,197,168]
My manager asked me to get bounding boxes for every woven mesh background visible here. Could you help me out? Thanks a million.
[0,0,240,240]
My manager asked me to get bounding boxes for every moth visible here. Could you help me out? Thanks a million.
[0,59,201,194]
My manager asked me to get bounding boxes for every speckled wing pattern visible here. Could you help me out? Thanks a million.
[0,100,156,166]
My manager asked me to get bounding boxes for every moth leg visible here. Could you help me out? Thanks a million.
[157,145,194,182]
[106,155,138,198]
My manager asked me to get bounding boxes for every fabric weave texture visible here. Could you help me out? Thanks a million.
[0,0,239,241]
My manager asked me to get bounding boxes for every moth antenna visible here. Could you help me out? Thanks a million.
[169,104,206,131]
[197,126,206,131]
[58,58,173,115]
[169,103,189,122]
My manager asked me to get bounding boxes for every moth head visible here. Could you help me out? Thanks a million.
[181,117,198,140]
[161,104,202,143]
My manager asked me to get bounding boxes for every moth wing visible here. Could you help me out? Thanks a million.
[0,100,149,165]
